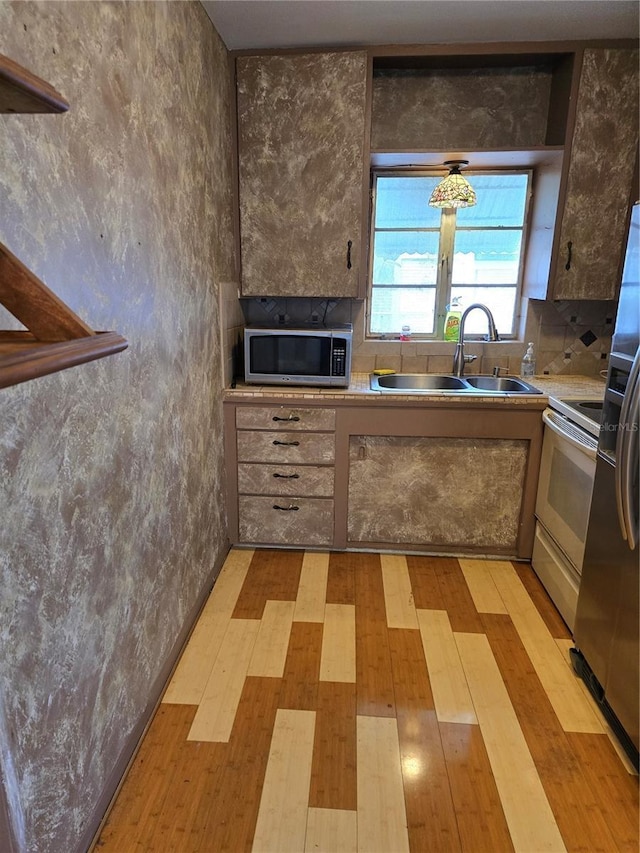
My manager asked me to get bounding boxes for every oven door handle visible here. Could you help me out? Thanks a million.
[542,409,597,460]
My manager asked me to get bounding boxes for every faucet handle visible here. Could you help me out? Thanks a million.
[464,354,477,364]
[492,365,508,377]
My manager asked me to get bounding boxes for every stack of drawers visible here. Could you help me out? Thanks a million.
[235,405,336,546]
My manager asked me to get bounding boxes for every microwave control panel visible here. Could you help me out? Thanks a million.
[331,338,347,376]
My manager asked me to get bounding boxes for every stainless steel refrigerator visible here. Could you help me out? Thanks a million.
[572,201,640,770]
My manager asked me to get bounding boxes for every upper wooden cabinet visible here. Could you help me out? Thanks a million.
[548,47,639,300]
[235,51,369,298]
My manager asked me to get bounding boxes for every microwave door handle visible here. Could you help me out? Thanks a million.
[615,345,640,544]
[620,350,640,550]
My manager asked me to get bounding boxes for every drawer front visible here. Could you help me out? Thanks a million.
[238,463,334,497]
[236,406,336,432]
[238,496,334,546]
[237,430,335,464]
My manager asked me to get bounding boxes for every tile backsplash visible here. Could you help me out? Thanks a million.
[235,295,616,379]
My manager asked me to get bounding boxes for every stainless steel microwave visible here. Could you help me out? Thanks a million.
[244,324,353,387]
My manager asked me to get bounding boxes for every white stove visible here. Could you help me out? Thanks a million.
[532,395,603,629]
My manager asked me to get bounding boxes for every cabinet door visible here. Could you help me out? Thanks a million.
[236,51,368,297]
[347,435,528,552]
[551,48,639,300]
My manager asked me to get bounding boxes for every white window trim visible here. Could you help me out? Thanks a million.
[366,168,533,341]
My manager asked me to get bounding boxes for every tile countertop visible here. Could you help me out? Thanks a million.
[224,373,606,404]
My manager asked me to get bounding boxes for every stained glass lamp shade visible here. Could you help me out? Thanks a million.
[429,160,477,209]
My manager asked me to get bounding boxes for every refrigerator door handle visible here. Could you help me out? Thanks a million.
[616,346,640,547]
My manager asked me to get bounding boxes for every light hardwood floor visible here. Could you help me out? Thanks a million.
[94,549,639,852]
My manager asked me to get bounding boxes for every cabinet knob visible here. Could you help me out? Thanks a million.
[273,472,300,479]
[273,440,300,446]
[273,504,299,511]
[272,415,300,422]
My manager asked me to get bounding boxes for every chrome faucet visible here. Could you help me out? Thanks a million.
[452,303,500,377]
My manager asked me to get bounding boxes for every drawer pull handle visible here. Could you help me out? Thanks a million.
[273,472,300,479]
[273,440,300,446]
[565,240,572,271]
[273,504,299,511]
[272,415,300,422]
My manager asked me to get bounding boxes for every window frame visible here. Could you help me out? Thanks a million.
[367,168,533,340]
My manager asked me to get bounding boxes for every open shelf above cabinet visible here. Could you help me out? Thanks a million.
[1,53,127,389]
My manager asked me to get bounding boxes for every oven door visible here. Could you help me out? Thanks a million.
[535,409,598,572]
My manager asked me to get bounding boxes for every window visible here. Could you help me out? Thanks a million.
[368,171,531,338]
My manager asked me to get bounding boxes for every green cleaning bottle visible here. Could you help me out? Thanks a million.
[444,298,462,342]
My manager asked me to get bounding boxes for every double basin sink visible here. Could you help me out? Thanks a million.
[370,373,542,395]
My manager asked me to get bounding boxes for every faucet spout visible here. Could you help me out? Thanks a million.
[452,303,499,377]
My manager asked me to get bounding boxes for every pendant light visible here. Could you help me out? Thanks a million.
[429,160,477,209]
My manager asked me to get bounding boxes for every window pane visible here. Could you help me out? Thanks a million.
[456,174,528,226]
[452,230,523,285]
[370,286,436,334]
[375,177,442,228]
[450,286,517,336]
[372,231,440,284]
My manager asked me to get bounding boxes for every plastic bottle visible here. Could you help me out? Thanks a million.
[400,324,411,341]
[444,298,462,342]
[520,342,536,378]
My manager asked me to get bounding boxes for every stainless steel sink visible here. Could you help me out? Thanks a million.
[372,374,468,391]
[370,373,542,395]
[463,375,541,393]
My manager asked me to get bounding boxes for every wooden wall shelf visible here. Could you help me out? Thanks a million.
[1,54,128,390]
[0,53,69,113]
[0,331,128,389]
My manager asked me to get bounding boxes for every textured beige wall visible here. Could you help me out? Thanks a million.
[0,2,236,850]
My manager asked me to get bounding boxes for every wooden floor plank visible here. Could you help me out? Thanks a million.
[483,613,622,853]
[407,556,483,632]
[233,548,304,619]
[454,630,567,853]
[564,731,640,852]
[356,715,410,853]
[380,553,418,629]
[555,637,637,773]
[387,627,462,852]
[320,603,356,683]
[439,722,514,853]
[488,560,603,733]
[252,708,317,853]
[326,551,357,605]
[96,704,199,850]
[163,548,253,704]
[513,560,572,640]
[432,558,485,633]
[458,558,508,615]
[305,808,357,853]
[406,554,448,610]
[188,618,259,742]
[355,553,395,717]
[248,599,296,678]
[309,682,357,811]
[279,620,323,711]
[417,609,476,725]
[192,675,283,852]
[294,551,330,622]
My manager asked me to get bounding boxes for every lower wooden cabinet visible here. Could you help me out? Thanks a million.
[347,435,528,551]
[224,399,544,558]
